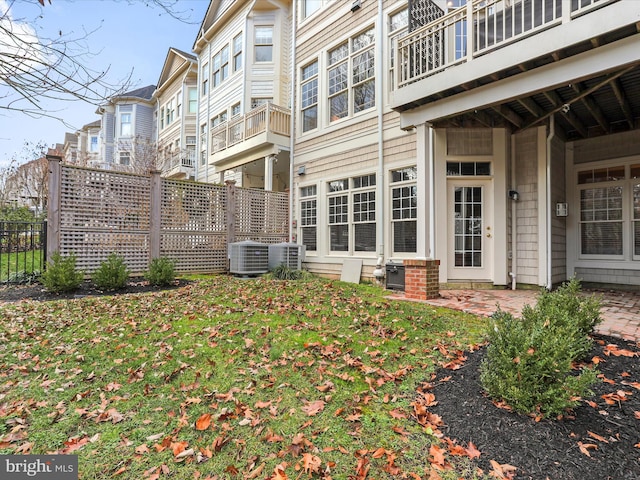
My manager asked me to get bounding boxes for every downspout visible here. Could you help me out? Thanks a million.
[205,37,211,184]
[194,36,202,181]
[510,134,517,290]
[180,70,188,172]
[546,115,556,290]
[289,0,296,242]
[374,0,385,276]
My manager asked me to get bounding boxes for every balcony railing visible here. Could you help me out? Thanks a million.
[210,103,291,154]
[162,151,195,177]
[397,0,617,89]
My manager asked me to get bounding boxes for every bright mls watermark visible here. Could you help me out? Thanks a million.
[0,455,77,479]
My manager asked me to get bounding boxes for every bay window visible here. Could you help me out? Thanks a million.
[255,26,273,62]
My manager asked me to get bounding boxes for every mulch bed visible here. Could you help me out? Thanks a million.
[429,335,640,480]
[0,279,191,303]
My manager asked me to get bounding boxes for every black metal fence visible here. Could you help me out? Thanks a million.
[0,221,47,284]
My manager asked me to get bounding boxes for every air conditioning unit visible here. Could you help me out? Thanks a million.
[229,240,269,276]
[268,242,306,270]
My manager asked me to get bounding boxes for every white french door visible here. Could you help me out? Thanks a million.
[447,180,494,281]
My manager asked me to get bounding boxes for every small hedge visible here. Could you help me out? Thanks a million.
[480,279,602,417]
[41,252,84,293]
[92,253,129,291]
[145,257,176,286]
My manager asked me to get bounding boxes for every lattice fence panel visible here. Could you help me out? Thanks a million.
[234,188,289,244]
[59,165,151,273]
[160,179,228,272]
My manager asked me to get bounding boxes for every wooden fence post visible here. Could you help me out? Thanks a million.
[45,155,61,260]
[150,170,161,261]
[226,180,237,249]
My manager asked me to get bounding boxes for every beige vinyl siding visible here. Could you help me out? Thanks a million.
[513,128,540,285]
[573,130,640,164]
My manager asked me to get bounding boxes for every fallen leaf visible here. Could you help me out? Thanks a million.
[587,431,609,443]
[429,445,446,466]
[195,413,212,431]
[301,400,325,416]
[302,453,321,474]
[578,442,598,457]
[466,441,481,459]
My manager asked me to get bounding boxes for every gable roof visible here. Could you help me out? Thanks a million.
[116,85,157,101]
[155,48,198,93]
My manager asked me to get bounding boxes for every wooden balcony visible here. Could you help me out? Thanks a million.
[162,151,195,179]
[209,103,291,168]
[391,0,640,139]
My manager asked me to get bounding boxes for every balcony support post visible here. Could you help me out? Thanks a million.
[264,154,275,191]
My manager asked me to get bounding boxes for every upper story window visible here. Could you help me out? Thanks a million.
[251,98,272,109]
[389,8,408,91]
[302,0,321,19]
[120,113,132,137]
[255,26,273,62]
[119,151,130,166]
[90,135,99,152]
[233,34,243,72]
[188,88,197,114]
[301,61,318,132]
[211,111,228,128]
[213,45,229,88]
[231,103,241,117]
[201,62,209,96]
[328,28,375,122]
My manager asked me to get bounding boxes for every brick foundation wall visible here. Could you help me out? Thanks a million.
[403,259,440,300]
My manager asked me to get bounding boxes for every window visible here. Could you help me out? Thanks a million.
[119,151,130,166]
[328,180,349,252]
[300,186,317,252]
[352,174,376,252]
[302,0,321,19]
[200,123,207,165]
[255,26,273,62]
[233,34,243,72]
[446,162,491,176]
[213,45,229,87]
[120,113,132,137]
[188,88,197,114]
[201,62,209,96]
[328,28,375,122]
[211,111,228,128]
[251,98,272,109]
[577,163,640,258]
[389,8,408,90]
[90,136,99,152]
[301,61,318,132]
[176,92,181,117]
[160,108,165,129]
[185,136,196,166]
[391,167,417,253]
[231,103,241,117]
[326,175,376,253]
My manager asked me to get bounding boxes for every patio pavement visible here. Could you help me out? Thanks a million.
[388,288,640,344]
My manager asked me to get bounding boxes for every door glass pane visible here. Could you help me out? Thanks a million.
[454,186,482,267]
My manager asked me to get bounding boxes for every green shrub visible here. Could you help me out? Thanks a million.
[145,257,176,286]
[270,264,304,280]
[480,280,601,417]
[92,253,129,290]
[40,252,84,293]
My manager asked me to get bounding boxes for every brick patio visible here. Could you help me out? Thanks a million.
[388,288,640,344]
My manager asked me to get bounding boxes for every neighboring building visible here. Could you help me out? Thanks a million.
[154,48,198,180]
[291,0,416,279]
[94,85,157,172]
[193,0,292,191]
[61,133,78,165]
[388,0,640,289]
[76,120,102,167]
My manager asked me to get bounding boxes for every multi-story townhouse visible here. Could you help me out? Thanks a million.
[94,85,157,172]
[75,120,102,167]
[386,0,640,290]
[292,0,418,280]
[61,133,78,165]
[153,48,198,180]
[193,0,292,191]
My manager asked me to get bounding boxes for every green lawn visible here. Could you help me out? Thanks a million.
[0,249,43,282]
[0,276,489,479]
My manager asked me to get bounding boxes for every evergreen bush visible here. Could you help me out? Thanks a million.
[480,279,601,417]
[92,253,129,290]
[145,257,176,286]
[270,264,304,280]
[40,252,84,293]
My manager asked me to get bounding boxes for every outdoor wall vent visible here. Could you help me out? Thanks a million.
[351,0,361,12]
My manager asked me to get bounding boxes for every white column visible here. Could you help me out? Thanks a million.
[264,155,274,191]
[416,123,432,259]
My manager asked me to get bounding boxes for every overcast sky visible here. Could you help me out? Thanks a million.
[0,0,209,169]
